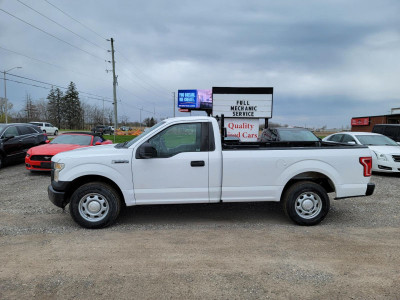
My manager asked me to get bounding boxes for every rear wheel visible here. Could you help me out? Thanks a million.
[54,130,58,136]
[282,181,330,226]
[69,182,121,229]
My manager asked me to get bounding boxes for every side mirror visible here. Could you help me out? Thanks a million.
[4,134,15,140]
[348,141,356,145]
[138,142,157,158]
[45,140,51,144]
[397,142,400,146]
[95,141,102,145]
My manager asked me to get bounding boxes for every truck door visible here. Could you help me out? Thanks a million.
[132,122,210,204]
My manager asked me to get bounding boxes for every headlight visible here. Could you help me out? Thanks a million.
[373,151,387,161]
[54,162,65,182]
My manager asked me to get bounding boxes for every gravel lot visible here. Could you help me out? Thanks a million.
[0,163,399,299]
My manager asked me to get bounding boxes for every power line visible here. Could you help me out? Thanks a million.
[117,50,172,95]
[5,73,113,102]
[0,8,106,61]
[44,0,108,41]
[0,45,110,85]
[16,0,108,52]
[4,77,113,103]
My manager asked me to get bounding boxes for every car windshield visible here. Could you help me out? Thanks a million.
[278,129,319,141]
[51,134,92,145]
[355,135,398,146]
[122,121,166,148]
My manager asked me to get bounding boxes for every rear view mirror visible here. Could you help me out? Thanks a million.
[45,140,51,144]
[348,141,356,145]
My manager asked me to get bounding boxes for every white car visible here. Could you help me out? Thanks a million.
[323,132,400,173]
[30,122,58,135]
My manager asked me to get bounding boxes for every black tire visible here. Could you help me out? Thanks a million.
[43,130,46,133]
[0,155,4,169]
[282,181,330,226]
[54,130,58,136]
[69,182,121,229]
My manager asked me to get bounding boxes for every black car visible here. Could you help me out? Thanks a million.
[0,123,48,169]
[372,124,400,143]
[91,125,114,135]
[258,127,320,142]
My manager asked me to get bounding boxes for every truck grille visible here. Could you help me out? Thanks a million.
[30,155,53,161]
[392,155,400,162]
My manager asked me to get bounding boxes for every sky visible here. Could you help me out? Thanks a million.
[1,0,400,128]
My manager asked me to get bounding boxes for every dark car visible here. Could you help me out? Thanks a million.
[91,125,114,135]
[258,127,320,142]
[0,123,48,169]
[372,124,400,143]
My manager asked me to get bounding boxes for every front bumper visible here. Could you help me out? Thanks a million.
[48,184,69,208]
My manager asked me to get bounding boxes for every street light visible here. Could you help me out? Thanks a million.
[3,66,22,123]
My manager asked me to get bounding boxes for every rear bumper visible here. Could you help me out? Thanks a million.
[366,183,375,196]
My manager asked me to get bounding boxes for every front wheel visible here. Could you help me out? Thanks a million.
[282,181,330,226]
[69,182,121,229]
[54,130,58,136]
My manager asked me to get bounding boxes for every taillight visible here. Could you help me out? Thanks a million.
[359,157,372,177]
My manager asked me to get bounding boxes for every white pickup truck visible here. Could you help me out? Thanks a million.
[48,116,375,228]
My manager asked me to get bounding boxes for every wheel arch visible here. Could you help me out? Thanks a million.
[280,171,335,202]
[66,175,126,207]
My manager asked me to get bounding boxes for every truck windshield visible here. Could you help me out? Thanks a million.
[122,121,166,148]
[355,135,398,146]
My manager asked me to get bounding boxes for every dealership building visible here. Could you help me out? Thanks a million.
[351,109,400,132]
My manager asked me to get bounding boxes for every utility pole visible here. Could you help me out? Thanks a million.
[3,66,22,123]
[139,107,143,130]
[109,38,118,133]
[172,92,175,117]
[102,98,105,125]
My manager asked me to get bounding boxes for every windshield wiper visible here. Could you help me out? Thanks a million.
[115,141,129,148]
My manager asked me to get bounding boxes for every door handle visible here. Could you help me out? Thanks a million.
[191,160,205,167]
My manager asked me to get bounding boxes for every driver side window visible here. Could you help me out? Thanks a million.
[3,126,19,138]
[148,123,202,158]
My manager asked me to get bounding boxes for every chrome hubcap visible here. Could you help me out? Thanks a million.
[295,192,322,219]
[78,193,109,222]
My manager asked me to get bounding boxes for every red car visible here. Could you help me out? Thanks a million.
[25,133,112,171]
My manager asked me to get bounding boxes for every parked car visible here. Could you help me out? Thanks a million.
[372,124,400,143]
[48,116,374,229]
[30,122,58,135]
[258,127,320,142]
[323,132,400,173]
[119,126,132,131]
[0,123,47,169]
[92,125,114,134]
[25,132,112,171]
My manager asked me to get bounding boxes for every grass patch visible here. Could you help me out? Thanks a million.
[103,135,137,143]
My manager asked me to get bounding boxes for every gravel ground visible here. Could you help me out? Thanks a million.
[0,163,399,299]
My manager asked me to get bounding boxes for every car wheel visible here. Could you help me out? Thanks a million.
[43,130,46,134]
[282,181,330,226]
[69,182,121,229]
[0,155,4,169]
[54,130,58,136]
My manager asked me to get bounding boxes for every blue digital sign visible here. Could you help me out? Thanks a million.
[178,89,198,108]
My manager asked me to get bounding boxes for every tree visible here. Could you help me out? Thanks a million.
[0,97,13,123]
[24,93,37,122]
[143,117,156,127]
[47,87,64,128]
[62,82,82,129]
